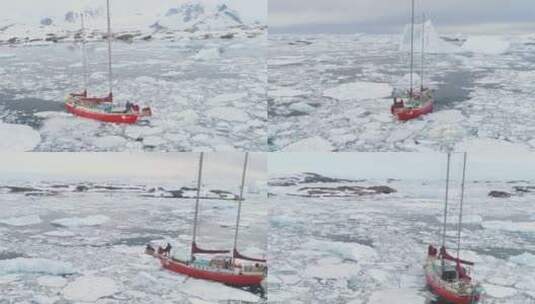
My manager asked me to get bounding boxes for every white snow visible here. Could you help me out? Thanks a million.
[62,275,119,302]
[462,35,510,54]
[0,258,75,275]
[509,252,535,267]
[323,82,392,101]
[0,123,41,151]
[0,215,42,226]
[51,215,110,227]
[282,136,334,152]
[368,289,426,303]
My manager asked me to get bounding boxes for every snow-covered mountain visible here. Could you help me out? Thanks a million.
[0,2,263,44]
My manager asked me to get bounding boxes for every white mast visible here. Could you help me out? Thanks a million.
[191,152,204,260]
[81,12,88,93]
[456,152,467,260]
[409,0,415,98]
[441,152,451,252]
[420,13,425,91]
[232,152,249,261]
[106,0,113,97]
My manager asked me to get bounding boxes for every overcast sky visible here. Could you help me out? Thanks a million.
[0,153,266,185]
[270,0,535,34]
[0,0,266,23]
[269,152,535,181]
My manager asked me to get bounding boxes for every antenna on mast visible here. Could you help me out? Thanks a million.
[456,152,467,261]
[191,152,204,260]
[106,0,113,98]
[232,152,249,263]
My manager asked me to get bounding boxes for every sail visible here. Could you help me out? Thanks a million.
[233,249,266,263]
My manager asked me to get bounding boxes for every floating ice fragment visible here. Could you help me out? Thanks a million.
[462,36,510,55]
[0,258,75,275]
[62,275,119,302]
[51,215,109,227]
[368,288,426,303]
[282,136,334,152]
[323,82,392,101]
[0,215,42,226]
[509,252,535,267]
[0,123,41,151]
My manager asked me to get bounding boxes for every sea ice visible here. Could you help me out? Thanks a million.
[323,82,392,101]
[0,258,75,275]
[206,107,249,122]
[368,288,426,303]
[193,48,222,61]
[180,279,260,302]
[0,215,42,226]
[282,136,334,152]
[37,275,68,288]
[509,252,535,267]
[482,221,535,233]
[51,215,110,227]
[462,36,510,54]
[482,283,517,298]
[62,275,119,302]
[0,123,41,151]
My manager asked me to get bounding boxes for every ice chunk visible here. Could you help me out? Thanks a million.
[400,20,461,54]
[282,136,334,152]
[0,215,42,226]
[368,288,426,303]
[304,240,377,262]
[181,279,260,302]
[62,275,119,302]
[51,215,110,227]
[206,107,249,122]
[270,88,306,97]
[304,262,357,279]
[208,93,247,104]
[462,36,510,54]
[323,82,392,101]
[0,258,75,275]
[37,275,68,288]
[193,48,222,61]
[482,221,535,233]
[482,283,516,298]
[93,136,127,149]
[0,123,41,151]
[509,252,535,267]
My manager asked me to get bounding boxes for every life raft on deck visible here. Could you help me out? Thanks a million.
[425,245,481,304]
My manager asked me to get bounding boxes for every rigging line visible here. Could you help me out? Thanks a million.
[191,152,204,260]
[232,152,249,260]
[456,152,467,260]
[81,12,88,92]
[420,12,425,91]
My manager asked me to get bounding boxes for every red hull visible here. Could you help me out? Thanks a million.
[392,99,433,121]
[425,271,479,304]
[65,102,139,124]
[157,255,264,287]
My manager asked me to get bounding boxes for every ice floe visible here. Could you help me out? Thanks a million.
[0,258,75,275]
[0,215,42,226]
[462,35,511,54]
[368,289,426,303]
[482,221,535,233]
[323,82,392,101]
[181,279,260,302]
[51,215,110,227]
[282,136,334,152]
[509,252,535,267]
[0,123,41,151]
[62,275,119,302]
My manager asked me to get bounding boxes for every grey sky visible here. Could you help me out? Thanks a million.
[269,152,535,181]
[0,0,266,23]
[0,153,267,185]
[269,0,535,34]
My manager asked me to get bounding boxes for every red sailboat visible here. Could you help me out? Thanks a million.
[146,152,267,287]
[66,0,151,124]
[392,0,433,121]
[424,153,482,303]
